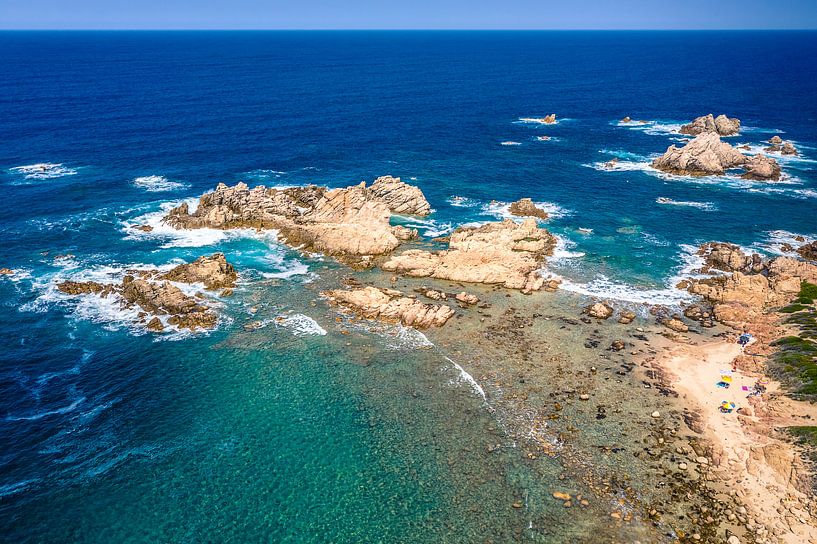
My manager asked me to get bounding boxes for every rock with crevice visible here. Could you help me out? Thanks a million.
[509,198,548,220]
[322,286,454,328]
[679,114,741,136]
[381,219,556,292]
[368,175,431,216]
[652,133,747,176]
[741,154,782,181]
[159,253,237,290]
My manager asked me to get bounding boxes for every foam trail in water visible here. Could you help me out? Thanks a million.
[444,356,488,401]
[8,163,78,180]
[132,175,190,192]
[655,198,718,211]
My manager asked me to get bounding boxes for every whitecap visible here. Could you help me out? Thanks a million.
[655,198,718,211]
[557,274,693,306]
[276,314,327,336]
[501,141,522,146]
[444,356,487,401]
[481,199,571,220]
[517,117,564,125]
[446,196,480,208]
[754,230,816,256]
[8,163,78,180]
[132,175,189,192]
[614,120,684,136]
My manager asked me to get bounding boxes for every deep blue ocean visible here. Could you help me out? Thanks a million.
[1,31,816,542]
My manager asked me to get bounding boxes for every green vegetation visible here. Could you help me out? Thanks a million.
[780,304,809,313]
[787,426,817,446]
[796,281,817,304]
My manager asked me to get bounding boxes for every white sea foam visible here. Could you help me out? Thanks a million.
[655,198,718,211]
[9,163,78,180]
[550,234,585,261]
[444,356,487,401]
[754,230,816,256]
[557,274,693,306]
[614,120,684,136]
[481,199,571,220]
[132,175,189,192]
[447,196,480,208]
[734,142,816,165]
[517,117,565,125]
[276,314,327,336]
[501,141,522,146]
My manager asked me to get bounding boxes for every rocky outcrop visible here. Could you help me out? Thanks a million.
[679,114,741,136]
[797,241,817,262]
[697,242,765,274]
[55,253,234,332]
[509,198,548,220]
[158,253,237,290]
[163,178,431,263]
[652,133,747,176]
[0,268,13,275]
[741,154,782,181]
[768,135,783,145]
[682,243,817,325]
[381,219,556,292]
[322,286,454,328]
[542,114,557,124]
[764,140,798,156]
[369,175,431,216]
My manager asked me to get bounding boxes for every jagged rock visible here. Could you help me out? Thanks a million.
[542,278,561,292]
[392,225,418,241]
[146,317,164,332]
[768,135,783,145]
[163,178,430,260]
[55,255,235,332]
[542,114,557,124]
[621,116,632,123]
[369,175,431,216]
[455,291,479,305]
[584,302,614,320]
[0,268,13,275]
[159,253,237,290]
[618,311,636,325]
[603,158,619,169]
[797,241,817,262]
[781,141,798,155]
[420,288,446,300]
[661,316,689,333]
[697,242,765,274]
[322,286,454,328]
[509,198,548,220]
[381,219,556,292]
[652,133,746,176]
[741,154,781,181]
[132,224,154,232]
[679,114,741,136]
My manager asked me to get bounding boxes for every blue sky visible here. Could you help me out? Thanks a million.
[2,0,817,30]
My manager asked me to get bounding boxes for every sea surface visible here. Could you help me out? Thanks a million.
[1,30,816,542]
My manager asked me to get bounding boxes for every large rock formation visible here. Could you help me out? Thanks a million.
[381,219,556,292]
[368,175,431,216]
[652,133,747,176]
[682,244,817,325]
[55,253,235,332]
[509,198,548,220]
[159,253,237,290]
[322,286,454,328]
[679,114,741,136]
[797,241,817,262]
[742,154,782,181]
[163,178,431,263]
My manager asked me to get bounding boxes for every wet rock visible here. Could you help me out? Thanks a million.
[146,317,164,332]
[56,280,113,296]
[679,114,741,136]
[455,291,479,305]
[509,198,548,220]
[603,157,619,170]
[611,340,625,351]
[159,253,237,290]
[0,268,13,275]
[621,116,632,123]
[652,133,746,176]
[741,154,782,181]
[552,491,571,501]
[322,286,454,328]
[132,224,154,232]
[542,114,557,124]
[243,320,264,331]
[584,302,614,320]
[768,135,783,145]
[618,311,636,324]
[796,241,817,262]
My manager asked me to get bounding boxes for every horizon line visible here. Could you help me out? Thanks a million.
[2,28,817,32]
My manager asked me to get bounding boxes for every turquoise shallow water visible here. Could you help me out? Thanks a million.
[1,30,817,542]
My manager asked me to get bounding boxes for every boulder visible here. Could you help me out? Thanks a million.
[584,302,614,320]
[768,135,783,145]
[382,219,556,292]
[621,116,632,123]
[679,114,741,136]
[509,198,548,220]
[322,286,455,328]
[455,291,479,305]
[697,242,765,274]
[741,154,781,181]
[159,253,237,290]
[542,114,557,124]
[797,241,817,262]
[0,268,13,275]
[652,133,746,176]
[781,141,798,155]
[618,311,636,324]
[369,175,431,216]
[661,316,689,333]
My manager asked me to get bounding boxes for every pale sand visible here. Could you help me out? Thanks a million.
[663,338,817,543]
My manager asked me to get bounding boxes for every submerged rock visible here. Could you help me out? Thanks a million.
[455,291,480,305]
[381,219,556,292]
[679,114,741,136]
[509,198,548,220]
[322,286,454,328]
[652,133,747,176]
